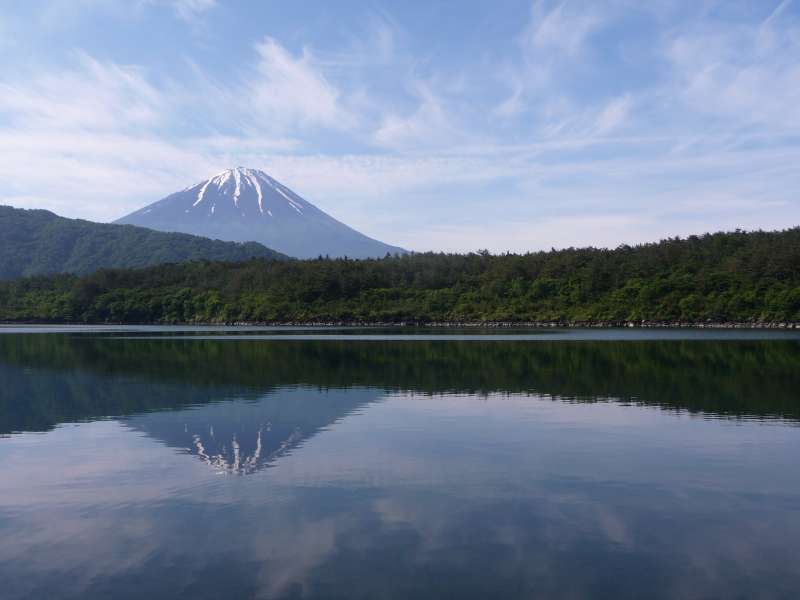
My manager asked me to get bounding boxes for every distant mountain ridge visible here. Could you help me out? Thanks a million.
[0,205,287,279]
[115,167,407,259]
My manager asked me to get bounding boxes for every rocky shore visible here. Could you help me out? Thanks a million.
[3,320,798,329]
[217,320,799,329]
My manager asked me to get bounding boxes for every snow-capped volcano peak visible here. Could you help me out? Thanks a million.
[189,167,305,216]
[116,167,407,259]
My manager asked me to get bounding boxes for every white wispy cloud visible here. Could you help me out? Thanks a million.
[373,82,464,149]
[169,0,217,21]
[522,0,604,57]
[141,0,217,22]
[0,53,165,131]
[246,37,354,131]
[494,0,607,119]
[0,3,797,251]
[316,13,403,69]
[666,12,800,129]
[592,95,633,136]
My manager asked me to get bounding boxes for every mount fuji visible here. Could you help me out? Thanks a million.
[116,168,406,259]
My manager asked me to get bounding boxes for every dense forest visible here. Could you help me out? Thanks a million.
[0,227,798,324]
[0,205,287,279]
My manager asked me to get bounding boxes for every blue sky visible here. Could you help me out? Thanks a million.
[0,0,798,252]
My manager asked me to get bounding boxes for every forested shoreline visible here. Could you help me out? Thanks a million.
[1,228,798,325]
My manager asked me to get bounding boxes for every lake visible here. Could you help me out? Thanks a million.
[1,327,799,599]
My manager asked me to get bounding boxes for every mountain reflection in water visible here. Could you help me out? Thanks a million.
[124,388,380,474]
[1,331,800,599]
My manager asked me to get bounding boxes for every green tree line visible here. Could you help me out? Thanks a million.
[1,228,798,323]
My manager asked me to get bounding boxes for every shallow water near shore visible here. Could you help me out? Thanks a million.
[1,327,799,599]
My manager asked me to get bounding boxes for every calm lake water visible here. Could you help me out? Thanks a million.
[1,327,799,599]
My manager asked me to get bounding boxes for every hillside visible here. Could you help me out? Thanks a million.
[0,205,287,279]
[0,228,798,324]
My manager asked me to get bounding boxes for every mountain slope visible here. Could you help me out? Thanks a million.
[115,167,407,259]
[0,205,287,279]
